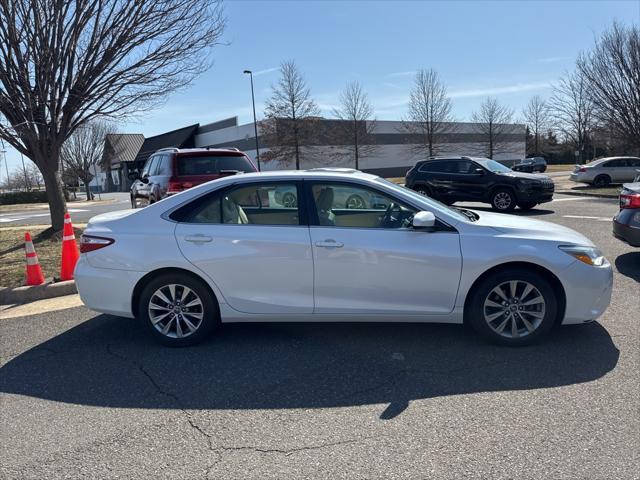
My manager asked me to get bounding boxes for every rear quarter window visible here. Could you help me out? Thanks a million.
[177,155,255,175]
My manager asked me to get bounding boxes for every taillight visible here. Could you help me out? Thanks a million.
[578,166,587,173]
[167,180,184,194]
[167,179,194,194]
[620,192,640,209]
[80,235,115,253]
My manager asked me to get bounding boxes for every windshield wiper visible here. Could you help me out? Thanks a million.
[454,207,478,222]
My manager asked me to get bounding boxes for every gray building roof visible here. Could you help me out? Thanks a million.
[102,134,145,168]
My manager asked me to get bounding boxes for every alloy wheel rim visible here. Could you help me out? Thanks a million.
[483,280,545,339]
[282,192,297,207]
[494,192,512,210]
[148,284,204,338]
[346,195,365,209]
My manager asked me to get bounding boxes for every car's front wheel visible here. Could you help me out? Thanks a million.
[518,201,537,210]
[491,188,516,212]
[139,273,218,347]
[467,269,558,346]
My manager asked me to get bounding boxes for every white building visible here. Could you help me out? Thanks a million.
[194,117,526,177]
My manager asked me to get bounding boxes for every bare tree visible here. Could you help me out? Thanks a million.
[330,81,377,170]
[549,71,595,163]
[402,69,453,158]
[471,97,515,159]
[0,0,225,230]
[26,162,42,189]
[577,22,640,152]
[61,121,113,200]
[523,95,550,156]
[263,60,320,169]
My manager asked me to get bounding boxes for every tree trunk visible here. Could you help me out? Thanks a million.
[85,181,93,201]
[40,165,67,232]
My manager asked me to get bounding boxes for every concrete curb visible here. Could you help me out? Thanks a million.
[0,280,77,306]
[556,190,619,199]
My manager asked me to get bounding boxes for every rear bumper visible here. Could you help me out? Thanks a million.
[559,259,613,324]
[74,256,144,318]
[613,209,640,247]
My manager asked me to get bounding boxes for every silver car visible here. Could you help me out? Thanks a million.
[570,156,640,187]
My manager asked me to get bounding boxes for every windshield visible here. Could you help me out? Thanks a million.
[374,178,469,222]
[474,159,513,173]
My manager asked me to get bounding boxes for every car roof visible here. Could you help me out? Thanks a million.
[590,156,640,165]
[155,147,246,156]
[419,156,488,163]
[218,168,379,181]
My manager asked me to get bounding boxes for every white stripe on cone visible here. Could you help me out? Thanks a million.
[26,256,39,265]
[62,235,75,241]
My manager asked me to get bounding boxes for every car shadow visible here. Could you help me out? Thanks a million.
[0,316,619,419]
[456,204,555,216]
[615,252,640,282]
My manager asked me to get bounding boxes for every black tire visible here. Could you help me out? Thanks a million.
[490,188,516,212]
[593,174,611,188]
[539,166,547,173]
[139,272,219,347]
[282,192,297,208]
[413,185,431,197]
[466,268,558,346]
[345,194,366,209]
[518,201,537,210]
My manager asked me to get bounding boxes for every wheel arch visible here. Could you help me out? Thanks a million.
[463,261,566,326]
[131,267,221,319]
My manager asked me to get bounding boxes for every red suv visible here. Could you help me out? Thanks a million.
[131,148,257,207]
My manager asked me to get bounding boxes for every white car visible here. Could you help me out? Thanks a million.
[75,169,612,347]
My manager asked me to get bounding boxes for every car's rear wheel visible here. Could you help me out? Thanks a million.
[282,192,297,208]
[139,273,218,347]
[413,185,431,197]
[346,194,366,209]
[593,174,611,188]
[491,189,516,212]
[517,201,537,210]
[467,269,558,346]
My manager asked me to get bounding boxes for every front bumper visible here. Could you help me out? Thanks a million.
[515,186,555,204]
[559,259,613,324]
[613,209,640,247]
[75,256,145,318]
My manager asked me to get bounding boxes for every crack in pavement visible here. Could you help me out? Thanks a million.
[104,344,372,480]
[105,343,218,479]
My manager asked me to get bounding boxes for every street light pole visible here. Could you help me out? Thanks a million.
[243,70,261,171]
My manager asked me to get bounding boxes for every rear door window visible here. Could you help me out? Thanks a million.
[419,161,452,173]
[177,155,255,176]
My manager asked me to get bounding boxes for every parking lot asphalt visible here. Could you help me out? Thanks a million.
[1,195,638,479]
[0,192,132,226]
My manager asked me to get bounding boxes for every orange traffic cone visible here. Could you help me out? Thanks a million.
[24,232,45,286]
[60,212,80,281]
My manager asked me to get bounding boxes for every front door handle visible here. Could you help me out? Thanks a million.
[315,239,344,248]
[184,234,212,244]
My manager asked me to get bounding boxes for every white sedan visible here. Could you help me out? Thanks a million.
[75,169,612,347]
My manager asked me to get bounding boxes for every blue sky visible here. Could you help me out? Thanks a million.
[2,0,639,172]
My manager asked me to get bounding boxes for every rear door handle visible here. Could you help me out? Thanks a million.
[184,234,212,244]
[315,239,344,248]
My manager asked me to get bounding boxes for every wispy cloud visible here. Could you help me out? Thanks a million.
[537,56,568,64]
[253,67,278,76]
[387,70,417,78]
[449,81,552,98]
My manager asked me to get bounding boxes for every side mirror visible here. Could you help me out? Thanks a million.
[473,168,485,175]
[412,211,436,230]
[141,175,149,184]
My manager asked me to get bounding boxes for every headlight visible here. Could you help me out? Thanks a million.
[517,179,539,187]
[559,245,606,266]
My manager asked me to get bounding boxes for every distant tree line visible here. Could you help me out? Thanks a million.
[261,21,639,167]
